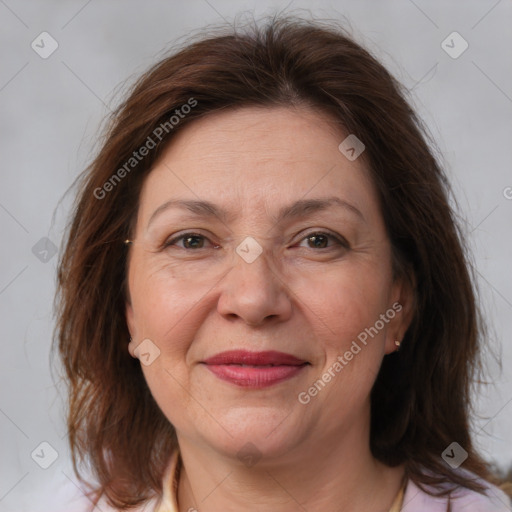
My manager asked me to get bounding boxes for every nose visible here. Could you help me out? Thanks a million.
[216,243,293,327]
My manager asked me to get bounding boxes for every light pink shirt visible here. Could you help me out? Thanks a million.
[401,474,511,512]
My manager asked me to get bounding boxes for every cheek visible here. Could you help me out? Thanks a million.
[300,263,392,350]
[131,270,203,430]
[303,270,393,409]
[128,259,212,412]
[140,364,196,434]
[129,257,208,343]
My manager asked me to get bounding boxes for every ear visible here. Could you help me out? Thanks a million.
[384,271,416,355]
[126,300,138,358]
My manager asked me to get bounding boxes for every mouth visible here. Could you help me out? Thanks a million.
[201,350,310,388]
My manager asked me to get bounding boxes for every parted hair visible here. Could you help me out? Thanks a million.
[55,15,500,509]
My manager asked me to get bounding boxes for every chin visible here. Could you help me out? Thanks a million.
[201,406,306,462]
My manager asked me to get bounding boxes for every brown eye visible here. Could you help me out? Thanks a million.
[164,233,218,250]
[306,233,328,249]
[297,231,349,250]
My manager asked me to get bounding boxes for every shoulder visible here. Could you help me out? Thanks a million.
[449,481,512,512]
[402,471,511,512]
[94,494,163,512]
[51,479,161,512]
[93,496,160,512]
[55,451,180,512]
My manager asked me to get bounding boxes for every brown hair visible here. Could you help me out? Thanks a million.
[54,15,502,509]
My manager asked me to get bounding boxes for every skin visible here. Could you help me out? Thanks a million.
[126,106,414,512]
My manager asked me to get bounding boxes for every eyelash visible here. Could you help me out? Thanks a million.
[163,231,350,251]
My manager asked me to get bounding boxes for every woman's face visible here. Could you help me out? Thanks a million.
[126,106,411,461]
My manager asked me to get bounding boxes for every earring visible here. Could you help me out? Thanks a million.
[394,339,401,350]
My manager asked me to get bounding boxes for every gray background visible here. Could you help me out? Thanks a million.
[0,1,511,510]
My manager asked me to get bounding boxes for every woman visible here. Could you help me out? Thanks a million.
[55,16,511,512]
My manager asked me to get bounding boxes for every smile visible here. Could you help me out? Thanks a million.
[202,350,310,388]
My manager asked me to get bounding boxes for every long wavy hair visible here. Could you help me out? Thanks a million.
[54,15,502,509]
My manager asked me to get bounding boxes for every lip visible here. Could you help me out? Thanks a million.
[202,350,309,388]
[204,350,307,366]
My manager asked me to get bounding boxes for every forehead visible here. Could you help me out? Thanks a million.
[137,106,379,226]
[152,106,359,173]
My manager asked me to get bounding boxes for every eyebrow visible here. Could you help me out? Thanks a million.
[147,196,365,229]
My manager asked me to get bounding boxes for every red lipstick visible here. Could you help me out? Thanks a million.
[202,350,309,388]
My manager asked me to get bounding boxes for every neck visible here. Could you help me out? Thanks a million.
[175,425,404,512]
